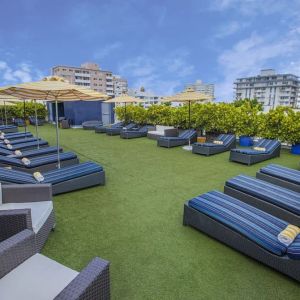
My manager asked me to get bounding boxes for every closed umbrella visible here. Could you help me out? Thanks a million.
[0,76,109,167]
[162,87,213,150]
[104,94,144,123]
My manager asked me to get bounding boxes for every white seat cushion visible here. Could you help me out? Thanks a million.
[156,125,174,133]
[0,253,78,300]
[0,201,53,233]
[147,131,164,136]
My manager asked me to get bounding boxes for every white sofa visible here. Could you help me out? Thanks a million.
[147,125,178,140]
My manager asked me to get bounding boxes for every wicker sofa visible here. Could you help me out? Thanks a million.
[0,184,55,252]
[0,229,110,299]
[147,125,178,140]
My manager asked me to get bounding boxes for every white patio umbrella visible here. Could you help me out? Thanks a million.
[104,94,144,123]
[162,87,213,150]
[0,76,109,167]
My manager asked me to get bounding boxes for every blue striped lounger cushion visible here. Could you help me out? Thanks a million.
[188,190,288,256]
[287,235,300,259]
[232,139,280,155]
[0,161,103,184]
[8,146,62,158]
[260,164,300,185]
[0,140,48,151]
[226,175,300,215]
[0,152,76,168]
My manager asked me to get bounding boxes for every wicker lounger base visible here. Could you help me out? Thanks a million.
[51,170,105,195]
[157,139,188,148]
[1,127,18,133]
[229,147,281,165]
[183,202,300,282]
[224,185,300,226]
[106,130,121,136]
[192,140,236,156]
[95,127,108,133]
[120,132,147,139]
[256,171,300,194]
[0,158,80,174]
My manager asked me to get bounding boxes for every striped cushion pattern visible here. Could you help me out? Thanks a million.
[179,129,196,139]
[195,134,235,147]
[9,146,62,159]
[188,190,288,256]
[0,132,33,140]
[287,235,300,259]
[0,148,14,155]
[43,161,103,184]
[0,140,48,151]
[232,139,280,155]
[27,152,77,168]
[260,164,300,185]
[0,125,17,130]
[0,137,39,146]
[226,175,300,215]
[0,167,36,184]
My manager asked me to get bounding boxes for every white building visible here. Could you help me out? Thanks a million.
[112,75,128,96]
[235,69,300,111]
[185,79,214,98]
[128,87,161,107]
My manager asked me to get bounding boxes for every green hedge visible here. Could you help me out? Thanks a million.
[0,101,47,120]
[115,102,300,144]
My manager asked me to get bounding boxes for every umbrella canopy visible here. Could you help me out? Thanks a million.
[0,76,109,168]
[161,87,212,103]
[104,94,144,104]
[0,76,109,101]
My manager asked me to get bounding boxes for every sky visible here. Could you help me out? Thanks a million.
[1,0,300,100]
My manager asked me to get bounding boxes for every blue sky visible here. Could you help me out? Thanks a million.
[1,0,300,100]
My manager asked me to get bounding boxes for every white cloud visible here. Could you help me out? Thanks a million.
[93,42,122,60]
[214,21,250,39]
[118,49,195,95]
[216,29,300,101]
[0,61,44,85]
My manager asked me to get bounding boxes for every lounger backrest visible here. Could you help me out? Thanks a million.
[0,167,36,184]
[125,123,136,130]
[254,139,280,152]
[189,190,288,255]
[112,122,124,128]
[260,164,300,184]
[139,126,150,133]
[226,174,300,215]
[217,134,235,146]
[179,129,196,139]
[0,148,13,155]
[20,146,61,158]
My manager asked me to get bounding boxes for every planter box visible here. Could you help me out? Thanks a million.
[291,143,300,155]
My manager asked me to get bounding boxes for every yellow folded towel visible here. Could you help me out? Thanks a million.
[6,144,12,149]
[21,157,31,166]
[253,146,266,151]
[14,150,22,156]
[278,224,300,246]
[213,140,223,145]
[33,171,44,182]
[4,139,10,144]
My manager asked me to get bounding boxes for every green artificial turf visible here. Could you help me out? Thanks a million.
[32,124,300,299]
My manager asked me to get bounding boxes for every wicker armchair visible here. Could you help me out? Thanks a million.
[0,229,110,299]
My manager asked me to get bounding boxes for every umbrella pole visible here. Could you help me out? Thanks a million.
[1,104,4,125]
[55,100,61,169]
[4,101,7,126]
[23,100,27,135]
[34,100,40,149]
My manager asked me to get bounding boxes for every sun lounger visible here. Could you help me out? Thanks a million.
[192,134,236,156]
[29,116,45,126]
[0,140,48,151]
[14,118,26,127]
[229,138,281,165]
[157,129,197,148]
[106,123,136,136]
[183,190,300,282]
[82,120,103,130]
[0,125,18,133]
[0,146,62,158]
[257,164,300,194]
[120,125,155,139]
[95,121,124,133]
[0,132,33,140]
[0,161,105,195]
[0,184,54,252]
[225,174,300,225]
[0,229,110,299]
[0,137,39,146]
[0,152,79,173]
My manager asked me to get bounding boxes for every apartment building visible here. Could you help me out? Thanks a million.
[128,87,161,108]
[52,62,127,97]
[235,69,300,111]
[113,75,128,96]
[185,79,215,98]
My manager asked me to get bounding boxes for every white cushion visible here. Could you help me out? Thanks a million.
[155,125,174,133]
[147,131,164,136]
[0,253,78,300]
[0,201,53,233]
